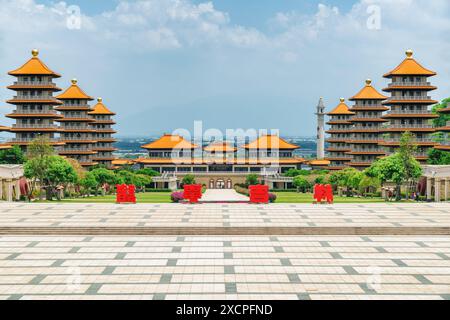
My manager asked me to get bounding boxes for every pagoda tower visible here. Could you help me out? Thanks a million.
[6,49,64,149]
[88,98,117,168]
[55,79,97,167]
[380,50,438,162]
[316,97,325,159]
[346,79,388,169]
[325,98,355,170]
[434,103,450,152]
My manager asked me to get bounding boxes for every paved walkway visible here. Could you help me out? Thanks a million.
[0,235,449,300]
[0,203,448,229]
[201,189,249,202]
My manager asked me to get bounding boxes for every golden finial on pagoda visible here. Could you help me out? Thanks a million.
[340,98,345,103]
[405,49,413,58]
[97,97,103,103]
[31,49,39,57]
[71,78,78,85]
[366,79,372,86]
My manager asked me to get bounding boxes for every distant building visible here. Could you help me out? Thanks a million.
[135,134,306,189]
[56,79,98,167]
[3,49,118,167]
[380,50,438,162]
[325,98,354,170]
[315,97,325,159]
[347,79,388,168]
[6,49,64,149]
[89,98,117,168]
[435,103,450,152]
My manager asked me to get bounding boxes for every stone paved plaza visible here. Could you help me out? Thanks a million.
[0,235,450,300]
[0,202,449,300]
[0,202,449,228]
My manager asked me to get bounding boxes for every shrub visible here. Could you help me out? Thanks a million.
[268,193,277,203]
[182,174,196,185]
[171,191,184,203]
[284,169,310,177]
[245,174,259,186]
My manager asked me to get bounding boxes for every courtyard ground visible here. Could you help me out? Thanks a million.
[0,202,449,300]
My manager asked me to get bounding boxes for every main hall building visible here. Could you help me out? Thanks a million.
[134,134,306,189]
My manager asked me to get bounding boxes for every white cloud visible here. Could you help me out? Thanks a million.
[0,0,449,136]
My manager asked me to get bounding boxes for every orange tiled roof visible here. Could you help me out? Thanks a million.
[0,125,11,132]
[350,80,387,100]
[56,79,93,100]
[112,159,135,166]
[8,49,61,78]
[383,50,436,78]
[88,98,116,115]
[309,159,331,166]
[327,98,355,115]
[134,157,306,165]
[438,106,450,114]
[244,135,299,150]
[141,134,199,150]
[204,142,237,152]
[0,143,12,150]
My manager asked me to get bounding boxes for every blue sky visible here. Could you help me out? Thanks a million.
[0,0,449,137]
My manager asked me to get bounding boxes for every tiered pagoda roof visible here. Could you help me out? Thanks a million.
[243,135,299,150]
[141,134,198,150]
[204,142,237,153]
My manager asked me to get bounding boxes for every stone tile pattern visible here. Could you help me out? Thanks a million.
[0,203,449,228]
[0,235,449,300]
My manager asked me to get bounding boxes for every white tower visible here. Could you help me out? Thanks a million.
[315,97,325,159]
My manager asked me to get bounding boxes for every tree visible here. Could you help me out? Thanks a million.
[80,172,98,196]
[136,168,160,177]
[293,176,311,193]
[398,132,422,198]
[0,146,25,164]
[26,136,54,159]
[359,174,381,196]
[314,175,327,184]
[367,153,422,201]
[91,168,118,195]
[182,174,196,185]
[45,156,78,200]
[245,174,259,186]
[427,148,450,165]
[25,155,77,200]
[24,136,56,199]
[283,169,310,177]
[431,98,450,127]
[329,168,361,196]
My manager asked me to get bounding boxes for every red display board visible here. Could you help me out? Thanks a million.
[313,184,333,204]
[183,184,203,203]
[249,185,269,204]
[116,184,136,204]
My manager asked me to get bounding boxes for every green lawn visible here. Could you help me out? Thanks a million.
[56,191,388,204]
[59,192,172,203]
[274,192,387,203]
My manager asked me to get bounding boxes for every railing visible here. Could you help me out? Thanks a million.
[389,81,431,87]
[61,102,90,107]
[14,81,55,86]
[388,124,433,129]
[61,148,94,152]
[12,124,59,129]
[352,104,385,108]
[351,115,384,120]
[12,110,59,115]
[383,137,435,143]
[11,137,60,143]
[13,95,56,100]
[387,109,432,114]
[388,96,432,101]
[59,115,92,119]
